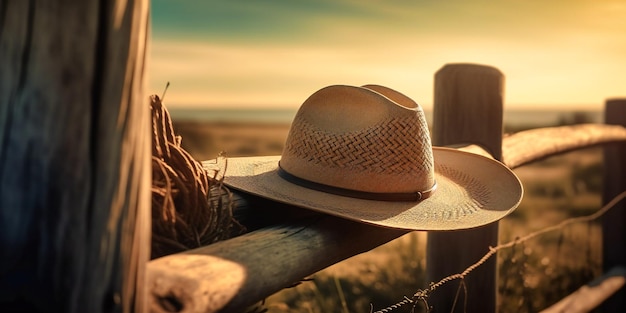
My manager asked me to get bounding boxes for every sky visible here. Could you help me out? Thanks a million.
[149,0,626,111]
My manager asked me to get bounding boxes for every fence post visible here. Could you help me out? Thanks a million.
[426,63,504,313]
[602,98,626,312]
[0,1,150,312]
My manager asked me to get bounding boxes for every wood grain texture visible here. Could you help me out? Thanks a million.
[0,1,150,312]
[503,123,626,169]
[427,63,504,313]
[601,99,626,312]
[433,63,504,160]
[448,123,626,169]
[147,198,407,313]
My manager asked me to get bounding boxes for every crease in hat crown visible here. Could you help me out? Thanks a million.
[279,85,435,195]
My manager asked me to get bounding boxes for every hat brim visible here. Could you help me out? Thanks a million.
[218,147,523,231]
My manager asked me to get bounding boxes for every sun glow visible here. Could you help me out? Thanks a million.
[150,0,626,110]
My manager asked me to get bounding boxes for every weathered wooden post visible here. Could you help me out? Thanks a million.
[602,98,626,312]
[426,63,504,313]
[0,1,150,312]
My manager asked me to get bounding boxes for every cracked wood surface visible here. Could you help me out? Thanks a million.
[0,1,150,312]
[148,201,406,313]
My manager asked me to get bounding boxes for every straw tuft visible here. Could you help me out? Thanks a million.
[150,95,244,259]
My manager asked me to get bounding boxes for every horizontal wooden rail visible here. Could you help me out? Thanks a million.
[540,267,626,313]
[502,123,626,169]
[147,124,626,313]
[148,204,406,313]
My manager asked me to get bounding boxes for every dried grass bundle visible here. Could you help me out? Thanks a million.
[150,94,243,259]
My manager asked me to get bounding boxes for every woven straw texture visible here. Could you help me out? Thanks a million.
[150,95,243,258]
[284,115,433,175]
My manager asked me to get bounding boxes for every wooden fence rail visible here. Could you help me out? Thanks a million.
[541,267,626,312]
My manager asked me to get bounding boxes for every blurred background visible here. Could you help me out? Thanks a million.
[150,0,624,111]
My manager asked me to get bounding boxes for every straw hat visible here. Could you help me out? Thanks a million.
[222,85,523,230]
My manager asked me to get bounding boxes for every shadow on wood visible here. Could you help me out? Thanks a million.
[602,99,626,312]
[148,196,407,313]
[0,1,150,312]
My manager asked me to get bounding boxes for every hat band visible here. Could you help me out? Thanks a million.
[277,165,437,202]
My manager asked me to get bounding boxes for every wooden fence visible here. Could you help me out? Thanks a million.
[1,1,626,313]
[145,66,626,313]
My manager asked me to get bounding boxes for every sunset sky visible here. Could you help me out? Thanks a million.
[149,0,625,111]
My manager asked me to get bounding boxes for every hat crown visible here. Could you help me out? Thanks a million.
[280,85,435,194]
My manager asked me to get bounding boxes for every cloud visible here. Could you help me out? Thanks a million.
[149,39,434,107]
[149,0,626,109]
